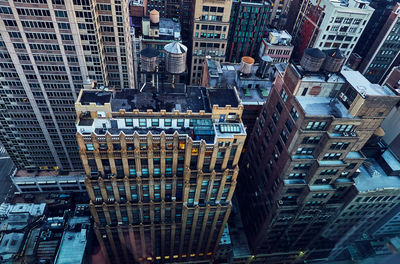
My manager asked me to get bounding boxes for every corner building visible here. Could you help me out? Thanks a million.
[75,87,246,263]
[0,0,134,171]
[237,49,399,256]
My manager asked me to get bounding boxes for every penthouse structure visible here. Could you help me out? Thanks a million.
[0,0,134,171]
[259,29,294,63]
[75,86,246,263]
[292,0,373,59]
[236,48,399,256]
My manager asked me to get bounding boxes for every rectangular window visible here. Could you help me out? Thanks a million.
[139,118,146,127]
[125,119,133,126]
[164,118,172,127]
[177,119,184,127]
[281,89,288,103]
[334,124,353,132]
[305,121,326,131]
[152,119,159,126]
[290,107,298,121]
[86,144,94,151]
[302,137,321,144]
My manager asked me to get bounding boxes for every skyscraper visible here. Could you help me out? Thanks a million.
[357,3,400,84]
[226,1,271,63]
[75,86,246,262]
[292,0,373,60]
[236,48,399,257]
[0,0,134,171]
[190,0,232,84]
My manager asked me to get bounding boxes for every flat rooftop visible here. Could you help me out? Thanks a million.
[355,159,400,192]
[341,67,395,96]
[79,86,226,113]
[14,169,83,178]
[296,96,353,118]
[80,91,111,105]
[291,64,346,84]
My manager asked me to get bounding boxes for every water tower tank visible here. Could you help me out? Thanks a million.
[240,56,255,75]
[300,48,326,72]
[256,55,273,79]
[164,42,187,74]
[322,49,345,73]
[150,9,159,24]
[140,47,159,72]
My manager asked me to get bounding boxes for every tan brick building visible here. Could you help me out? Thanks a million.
[190,0,233,84]
[75,86,246,263]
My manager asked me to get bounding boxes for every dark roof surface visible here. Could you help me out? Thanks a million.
[80,91,112,105]
[305,48,326,59]
[207,89,239,107]
[140,47,160,58]
[323,48,345,58]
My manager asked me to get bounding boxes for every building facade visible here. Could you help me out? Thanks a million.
[75,87,246,263]
[292,0,373,59]
[226,1,271,63]
[357,3,400,84]
[259,29,293,63]
[0,0,134,171]
[190,0,232,84]
[236,50,399,256]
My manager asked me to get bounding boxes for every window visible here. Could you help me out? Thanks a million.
[323,153,342,160]
[290,107,298,121]
[86,144,94,151]
[285,119,293,133]
[177,119,184,126]
[164,118,172,127]
[139,118,146,127]
[321,169,338,175]
[296,147,314,155]
[125,119,133,126]
[280,89,288,102]
[152,119,159,126]
[330,142,350,150]
[334,124,353,132]
[276,102,283,113]
[305,121,326,131]
[302,137,321,144]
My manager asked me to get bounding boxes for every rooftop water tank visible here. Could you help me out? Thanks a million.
[322,49,345,73]
[150,9,159,24]
[164,42,187,74]
[300,48,326,72]
[256,55,273,79]
[140,47,159,72]
[240,56,255,75]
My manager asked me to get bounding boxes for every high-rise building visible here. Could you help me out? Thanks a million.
[226,1,271,63]
[190,0,232,84]
[0,0,134,171]
[259,29,294,63]
[357,3,400,84]
[269,0,292,28]
[75,86,246,262]
[292,0,373,60]
[236,48,399,256]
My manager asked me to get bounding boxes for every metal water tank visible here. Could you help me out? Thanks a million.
[140,47,159,72]
[150,9,159,24]
[322,49,345,73]
[256,55,273,79]
[240,56,255,75]
[164,42,187,74]
[300,48,326,72]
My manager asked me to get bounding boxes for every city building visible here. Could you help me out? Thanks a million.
[292,0,374,59]
[0,0,134,172]
[130,0,147,17]
[236,48,399,257]
[75,86,246,263]
[190,0,233,84]
[140,10,182,57]
[370,204,400,238]
[357,3,400,84]
[11,168,85,193]
[259,29,294,63]
[226,1,271,63]
[269,0,292,28]
[383,66,400,92]
[201,56,286,136]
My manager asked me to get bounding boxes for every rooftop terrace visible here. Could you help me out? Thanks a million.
[296,96,353,118]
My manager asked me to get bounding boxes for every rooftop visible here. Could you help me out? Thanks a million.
[79,91,111,106]
[291,64,346,83]
[296,96,353,118]
[341,67,395,97]
[355,159,400,192]
[0,233,24,257]
[0,203,46,217]
[265,29,292,46]
[14,169,83,178]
